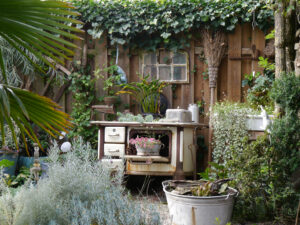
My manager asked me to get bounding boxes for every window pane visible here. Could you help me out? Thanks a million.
[159,50,171,64]
[144,53,157,65]
[173,66,186,80]
[158,66,171,80]
[143,65,157,79]
[173,52,186,64]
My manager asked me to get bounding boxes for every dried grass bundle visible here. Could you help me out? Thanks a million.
[203,29,227,68]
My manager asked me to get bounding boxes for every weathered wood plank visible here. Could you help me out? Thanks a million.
[252,27,265,75]
[227,24,242,102]
[117,45,130,109]
[181,41,195,109]
[217,57,228,101]
[129,54,140,114]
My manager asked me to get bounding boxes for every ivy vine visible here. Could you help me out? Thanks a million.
[71,0,273,51]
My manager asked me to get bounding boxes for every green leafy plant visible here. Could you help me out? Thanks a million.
[0,0,82,153]
[0,159,14,168]
[68,67,98,147]
[199,162,228,181]
[71,0,273,51]
[95,64,122,97]
[196,99,206,115]
[211,102,255,168]
[243,57,275,114]
[228,73,300,223]
[228,135,275,222]
[0,140,160,225]
[270,72,300,113]
[2,166,31,188]
[117,112,154,123]
[117,75,168,114]
[242,72,260,88]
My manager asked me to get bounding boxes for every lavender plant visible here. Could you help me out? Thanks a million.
[0,139,160,225]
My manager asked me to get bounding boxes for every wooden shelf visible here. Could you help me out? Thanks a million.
[124,155,169,162]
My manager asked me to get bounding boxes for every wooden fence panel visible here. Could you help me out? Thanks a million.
[118,45,130,109]
[94,35,108,99]
[227,24,242,102]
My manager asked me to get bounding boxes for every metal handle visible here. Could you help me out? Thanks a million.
[108,133,120,136]
[108,149,120,152]
[128,159,153,165]
[107,165,118,170]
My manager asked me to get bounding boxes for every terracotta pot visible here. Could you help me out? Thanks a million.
[104,96,118,106]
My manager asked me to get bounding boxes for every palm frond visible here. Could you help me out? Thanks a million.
[0,0,83,81]
[0,84,72,152]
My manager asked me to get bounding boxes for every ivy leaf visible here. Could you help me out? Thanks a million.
[0,159,14,168]
[161,32,171,39]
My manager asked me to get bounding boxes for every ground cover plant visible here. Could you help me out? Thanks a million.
[0,139,160,225]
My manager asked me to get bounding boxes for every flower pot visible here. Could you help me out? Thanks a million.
[162,180,238,225]
[0,150,18,176]
[135,143,162,156]
[246,114,273,131]
[104,96,119,106]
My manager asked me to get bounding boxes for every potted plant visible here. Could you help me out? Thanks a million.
[162,162,238,225]
[129,136,163,156]
[117,75,168,116]
[96,64,122,106]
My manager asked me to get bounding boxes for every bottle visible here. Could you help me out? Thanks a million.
[188,104,199,123]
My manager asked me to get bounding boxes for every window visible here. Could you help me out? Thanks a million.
[142,50,189,83]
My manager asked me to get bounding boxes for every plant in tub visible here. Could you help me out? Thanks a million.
[163,162,237,225]
[129,136,162,156]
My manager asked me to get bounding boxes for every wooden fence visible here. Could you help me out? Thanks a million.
[30,23,267,168]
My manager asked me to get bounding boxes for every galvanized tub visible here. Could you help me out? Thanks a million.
[162,180,238,225]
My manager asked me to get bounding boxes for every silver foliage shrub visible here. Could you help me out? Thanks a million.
[0,138,160,225]
[211,102,255,167]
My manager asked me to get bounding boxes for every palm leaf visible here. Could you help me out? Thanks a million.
[0,0,83,77]
[0,85,72,153]
[0,0,81,153]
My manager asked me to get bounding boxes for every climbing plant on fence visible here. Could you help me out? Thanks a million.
[70,0,273,51]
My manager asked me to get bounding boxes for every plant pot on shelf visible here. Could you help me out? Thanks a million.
[135,143,162,156]
[162,180,238,225]
[104,96,119,106]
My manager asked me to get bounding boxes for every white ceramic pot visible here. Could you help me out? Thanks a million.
[135,143,162,156]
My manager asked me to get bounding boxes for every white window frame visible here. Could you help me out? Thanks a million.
[141,49,189,84]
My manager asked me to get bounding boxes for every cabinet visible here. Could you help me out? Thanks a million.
[91,121,206,179]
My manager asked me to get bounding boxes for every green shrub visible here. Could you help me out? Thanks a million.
[211,102,255,168]
[0,139,160,225]
[270,72,300,113]
[229,72,300,223]
[229,135,275,222]
[68,67,98,147]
